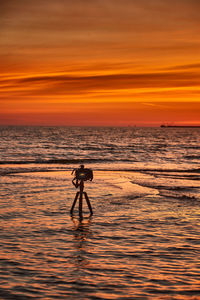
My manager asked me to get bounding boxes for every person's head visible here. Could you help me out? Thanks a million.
[80,164,84,169]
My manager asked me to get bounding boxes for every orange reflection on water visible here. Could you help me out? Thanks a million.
[1,168,199,299]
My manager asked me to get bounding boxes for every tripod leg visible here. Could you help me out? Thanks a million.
[70,192,79,215]
[79,191,83,218]
[84,192,93,215]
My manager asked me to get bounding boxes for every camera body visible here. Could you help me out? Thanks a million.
[75,168,93,181]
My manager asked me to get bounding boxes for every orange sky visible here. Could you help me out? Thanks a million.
[0,0,200,126]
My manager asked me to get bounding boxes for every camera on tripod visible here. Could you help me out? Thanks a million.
[75,167,93,181]
[72,165,93,188]
[70,164,94,216]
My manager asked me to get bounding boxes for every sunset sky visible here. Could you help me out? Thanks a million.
[0,0,200,126]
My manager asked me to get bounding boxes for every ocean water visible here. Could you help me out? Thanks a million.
[0,126,199,299]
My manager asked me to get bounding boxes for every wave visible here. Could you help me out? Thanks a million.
[1,165,200,177]
[1,158,200,172]
[159,191,199,202]
[0,158,118,165]
[184,155,200,160]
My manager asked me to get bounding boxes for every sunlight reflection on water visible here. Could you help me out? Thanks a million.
[0,169,199,299]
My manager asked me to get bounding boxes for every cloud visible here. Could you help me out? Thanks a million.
[0,0,199,126]
[1,70,200,100]
[1,0,200,74]
[165,63,200,71]
[14,71,200,89]
[1,0,200,42]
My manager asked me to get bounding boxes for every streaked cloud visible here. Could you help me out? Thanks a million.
[1,70,200,99]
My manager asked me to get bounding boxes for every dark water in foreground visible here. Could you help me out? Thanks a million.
[0,126,200,299]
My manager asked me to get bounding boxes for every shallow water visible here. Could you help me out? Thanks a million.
[0,127,200,299]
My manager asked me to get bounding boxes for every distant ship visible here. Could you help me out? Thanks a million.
[160,124,200,128]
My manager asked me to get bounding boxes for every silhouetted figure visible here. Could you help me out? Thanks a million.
[70,165,93,217]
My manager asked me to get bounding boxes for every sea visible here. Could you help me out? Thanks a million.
[0,126,199,300]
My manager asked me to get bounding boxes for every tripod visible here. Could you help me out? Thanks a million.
[70,180,93,217]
